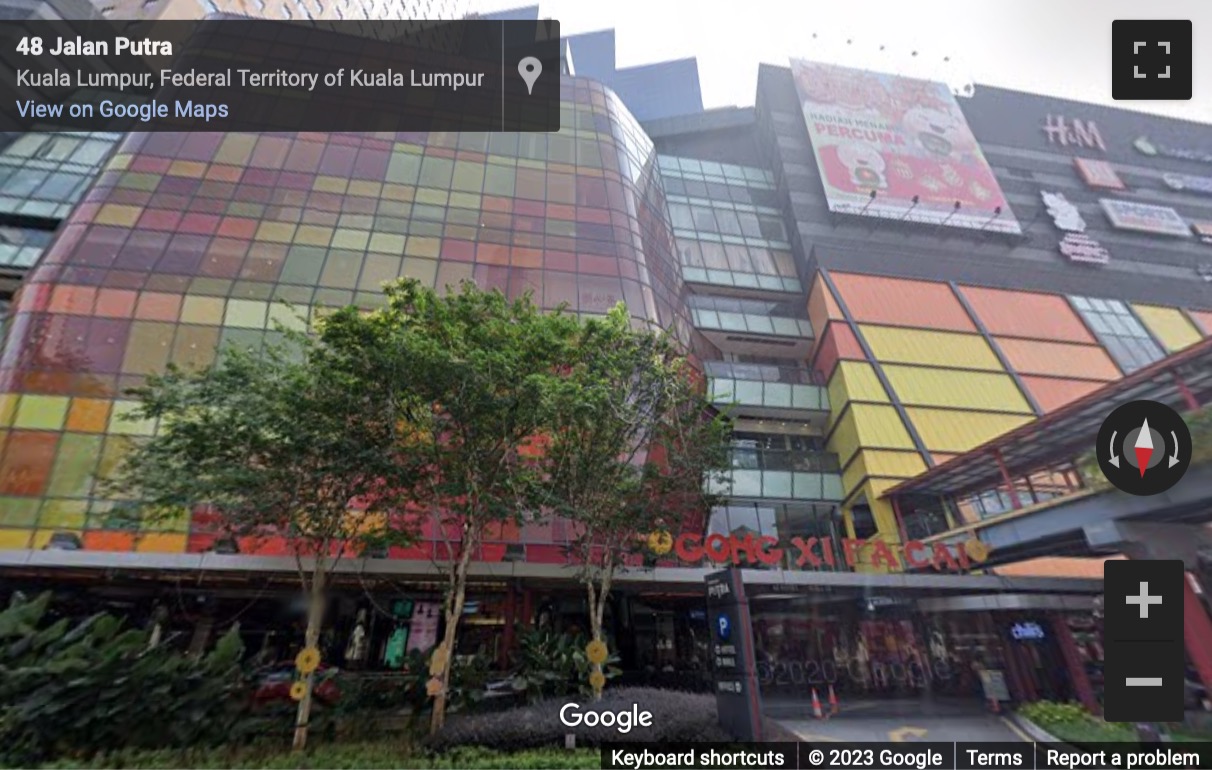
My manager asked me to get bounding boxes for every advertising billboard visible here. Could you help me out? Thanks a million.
[790,59,1020,234]
[1163,172,1212,196]
[1074,158,1125,190]
[1100,199,1191,237]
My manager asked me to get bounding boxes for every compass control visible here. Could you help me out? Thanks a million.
[1096,400,1192,496]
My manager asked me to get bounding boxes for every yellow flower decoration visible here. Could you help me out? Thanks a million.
[428,645,449,676]
[589,671,606,691]
[647,530,673,555]
[964,538,991,563]
[585,640,608,665]
[425,677,443,697]
[295,647,321,675]
[289,681,307,702]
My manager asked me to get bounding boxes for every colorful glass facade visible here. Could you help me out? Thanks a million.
[810,271,1211,549]
[0,77,692,556]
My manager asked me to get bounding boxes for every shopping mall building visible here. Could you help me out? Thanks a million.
[3,32,1212,710]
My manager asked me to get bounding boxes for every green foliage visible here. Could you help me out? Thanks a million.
[109,328,419,557]
[0,593,250,766]
[383,648,492,732]
[25,743,601,769]
[1018,700,1135,743]
[508,629,620,703]
[543,304,731,569]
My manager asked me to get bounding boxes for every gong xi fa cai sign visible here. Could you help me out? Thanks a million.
[653,531,991,573]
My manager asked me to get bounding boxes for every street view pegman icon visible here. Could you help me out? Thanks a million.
[1096,400,1191,496]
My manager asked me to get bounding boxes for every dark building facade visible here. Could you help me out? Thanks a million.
[4,60,1212,706]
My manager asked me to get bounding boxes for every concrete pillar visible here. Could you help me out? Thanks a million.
[1051,613,1099,713]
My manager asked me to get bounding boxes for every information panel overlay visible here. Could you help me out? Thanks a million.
[599,742,1212,770]
[0,18,560,132]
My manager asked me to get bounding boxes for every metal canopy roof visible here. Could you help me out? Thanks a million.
[884,336,1212,499]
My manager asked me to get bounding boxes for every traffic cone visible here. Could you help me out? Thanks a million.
[811,687,824,719]
[828,684,840,716]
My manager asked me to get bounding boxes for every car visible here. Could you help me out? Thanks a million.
[252,662,341,707]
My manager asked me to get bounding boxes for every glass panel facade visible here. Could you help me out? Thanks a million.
[659,155,799,292]
[0,78,693,558]
[1069,295,1165,373]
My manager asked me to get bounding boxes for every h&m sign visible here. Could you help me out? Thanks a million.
[1043,115,1107,151]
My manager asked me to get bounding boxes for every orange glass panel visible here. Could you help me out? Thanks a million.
[960,286,1095,343]
[0,432,59,496]
[1190,310,1212,335]
[997,337,1120,380]
[65,399,112,433]
[830,272,974,331]
[48,286,97,315]
[83,531,136,551]
[811,322,865,381]
[94,289,138,318]
[1021,376,1105,413]
[808,274,843,335]
[135,292,183,322]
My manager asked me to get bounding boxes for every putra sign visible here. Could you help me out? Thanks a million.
[664,531,990,573]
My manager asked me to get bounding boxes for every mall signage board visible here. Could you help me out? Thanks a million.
[1163,172,1212,196]
[790,59,1020,234]
[1074,158,1124,189]
[1135,136,1212,165]
[1010,621,1046,641]
[705,569,763,741]
[1041,190,1111,265]
[669,531,989,573]
[1043,115,1107,151]
[1100,198,1191,237]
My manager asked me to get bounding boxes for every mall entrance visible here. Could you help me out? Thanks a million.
[747,589,1101,715]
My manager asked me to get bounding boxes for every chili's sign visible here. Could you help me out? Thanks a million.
[646,531,990,573]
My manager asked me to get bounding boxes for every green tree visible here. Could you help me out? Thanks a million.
[542,305,730,697]
[324,280,580,734]
[109,327,420,752]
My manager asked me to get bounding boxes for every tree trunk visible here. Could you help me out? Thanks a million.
[292,568,327,753]
[587,554,613,702]
[430,528,475,735]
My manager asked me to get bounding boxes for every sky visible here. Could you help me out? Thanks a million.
[477,0,1212,124]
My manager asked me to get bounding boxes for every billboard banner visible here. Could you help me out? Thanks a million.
[1100,199,1191,237]
[1163,172,1212,196]
[790,59,1020,234]
[1074,158,1125,189]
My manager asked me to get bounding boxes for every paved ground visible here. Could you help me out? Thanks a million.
[769,697,1031,743]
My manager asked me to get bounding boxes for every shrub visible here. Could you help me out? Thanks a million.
[425,686,732,753]
[508,629,620,704]
[1018,700,1090,729]
[0,593,251,767]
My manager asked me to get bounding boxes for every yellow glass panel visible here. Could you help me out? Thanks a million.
[0,393,17,427]
[13,395,69,430]
[415,188,449,206]
[861,325,1003,370]
[405,237,441,258]
[883,365,1032,413]
[39,499,88,529]
[295,226,334,247]
[0,529,32,550]
[906,408,1032,453]
[180,295,226,325]
[109,401,156,436]
[1133,304,1202,353]
[313,176,349,193]
[368,233,406,254]
[828,360,889,407]
[66,398,112,433]
[224,299,269,329]
[347,181,383,198]
[400,258,438,285]
[214,135,255,165]
[267,303,307,332]
[332,229,371,251]
[167,160,207,177]
[255,222,298,243]
[136,533,187,553]
[94,204,141,227]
